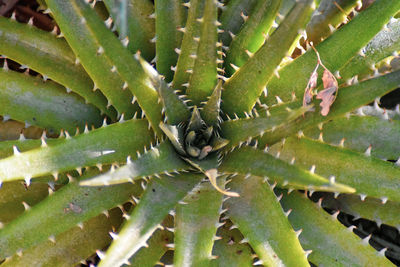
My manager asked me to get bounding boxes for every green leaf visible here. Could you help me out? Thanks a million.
[261,0,400,105]
[155,0,186,82]
[159,122,186,155]
[174,180,224,266]
[219,147,355,193]
[280,190,394,266]
[321,193,400,229]
[0,17,114,118]
[340,17,400,82]
[186,0,218,105]
[224,175,310,266]
[258,69,400,147]
[274,0,296,26]
[271,137,400,201]
[129,227,173,266]
[172,0,205,91]
[80,142,189,186]
[188,106,205,131]
[45,0,140,119]
[306,0,358,45]
[200,80,222,126]
[0,69,102,134]
[98,173,203,267]
[50,0,166,137]
[211,222,254,267]
[0,181,49,225]
[220,105,310,150]
[219,0,258,46]
[0,119,153,183]
[225,0,282,76]
[222,0,315,116]
[304,115,400,160]
[139,58,191,125]
[0,139,56,160]
[1,208,123,267]
[0,169,141,259]
[103,0,155,61]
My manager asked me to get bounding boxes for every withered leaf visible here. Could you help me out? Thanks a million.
[322,68,337,89]
[303,65,319,107]
[303,44,339,116]
[316,86,337,116]
[317,69,338,116]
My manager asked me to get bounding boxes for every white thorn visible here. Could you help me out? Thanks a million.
[339,138,345,147]
[284,209,292,217]
[362,234,371,245]
[253,260,263,265]
[318,132,324,142]
[104,17,113,28]
[331,210,339,220]
[24,176,31,186]
[13,145,21,155]
[96,250,105,259]
[48,235,56,243]
[245,50,253,57]
[275,96,283,104]
[28,17,34,26]
[109,232,119,240]
[364,145,372,156]
[121,37,129,47]
[378,247,387,256]
[22,201,31,210]
[309,165,316,174]
[3,59,9,71]
[11,11,17,20]
[97,46,104,55]
[295,228,303,238]
[19,133,26,141]
[328,24,336,33]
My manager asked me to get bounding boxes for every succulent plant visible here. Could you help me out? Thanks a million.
[0,0,400,266]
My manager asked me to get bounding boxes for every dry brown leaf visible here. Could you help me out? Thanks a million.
[322,68,337,89]
[316,86,337,116]
[303,44,339,116]
[317,68,338,116]
[303,65,319,107]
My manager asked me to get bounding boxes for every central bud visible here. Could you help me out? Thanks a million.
[160,106,228,161]
[185,125,213,159]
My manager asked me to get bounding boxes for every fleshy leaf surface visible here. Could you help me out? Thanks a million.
[280,190,394,266]
[224,175,310,266]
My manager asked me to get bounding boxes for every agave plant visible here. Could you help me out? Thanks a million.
[0,0,400,266]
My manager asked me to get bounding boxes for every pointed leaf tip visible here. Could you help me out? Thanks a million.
[206,169,240,197]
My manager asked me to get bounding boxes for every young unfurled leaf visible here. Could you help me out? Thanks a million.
[317,68,339,116]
